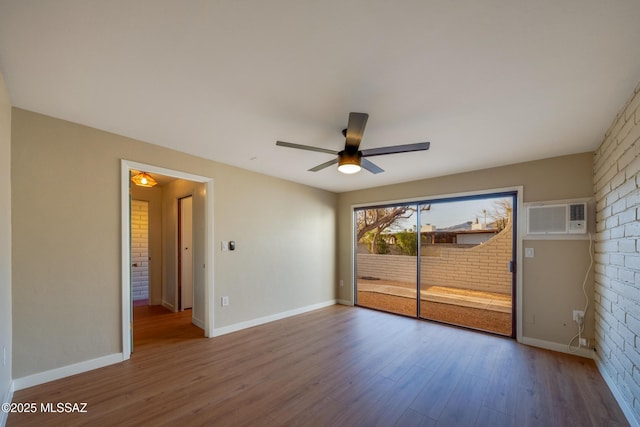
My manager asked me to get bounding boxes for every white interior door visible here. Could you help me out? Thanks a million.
[180,196,193,310]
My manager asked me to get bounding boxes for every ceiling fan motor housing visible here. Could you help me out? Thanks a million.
[338,149,362,166]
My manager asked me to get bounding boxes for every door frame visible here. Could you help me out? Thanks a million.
[351,186,524,342]
[120,159,214,360]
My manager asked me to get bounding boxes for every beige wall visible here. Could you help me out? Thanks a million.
[130,185,163,305]
[521,239,594,344]
[593,81,640,423]
[0,73,13,410]
[11,108,337,378]
[338,153,595,347]
[214,165,337,326]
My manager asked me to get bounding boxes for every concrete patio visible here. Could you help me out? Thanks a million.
[356,279,512,335]
[357,279,511,313]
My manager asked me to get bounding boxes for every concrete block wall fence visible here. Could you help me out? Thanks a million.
[357,221,513,294]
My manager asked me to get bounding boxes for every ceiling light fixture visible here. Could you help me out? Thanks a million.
[337,151,362,174]
[131,171,158,187]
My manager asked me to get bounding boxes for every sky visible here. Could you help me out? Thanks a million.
[389,196,512,231]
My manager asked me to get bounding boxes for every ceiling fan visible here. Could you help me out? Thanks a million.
[276,112,430,174]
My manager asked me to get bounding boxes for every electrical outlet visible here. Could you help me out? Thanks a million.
[579,338,588,347]
[221,296,229,307]
[573,310,585,323]
[339,280,344,288]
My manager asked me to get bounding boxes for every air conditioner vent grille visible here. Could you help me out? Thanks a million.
[529,205,567,233]
[570,203,585,221]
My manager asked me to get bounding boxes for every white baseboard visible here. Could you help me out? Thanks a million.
[12,353,123,391]
[1,381,14,427]
[337,299,353,306]
[519,336,595,359]
[161,300,175,312]
[211,300,337,337]
[595,356,640,427]
[192,316,205,329]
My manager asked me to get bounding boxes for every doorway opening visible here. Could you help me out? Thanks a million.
[121,160,214,360]
[128,175,203,352]
[354,191,517,337]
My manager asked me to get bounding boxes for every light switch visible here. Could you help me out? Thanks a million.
[221,241,228,251]
[525,247,535,258]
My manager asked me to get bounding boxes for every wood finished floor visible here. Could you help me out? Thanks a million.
[132,304,204,350]
[8,305,628,426]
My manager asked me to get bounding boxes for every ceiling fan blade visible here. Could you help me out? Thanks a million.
[361,158,384,174]
[361,142,430,157]
[276,141,339,155]
[345,112,369,151]
[308,158,338,172]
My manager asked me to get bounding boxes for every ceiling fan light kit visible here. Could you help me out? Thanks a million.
[276,112,430,175]
[337,151,362,174]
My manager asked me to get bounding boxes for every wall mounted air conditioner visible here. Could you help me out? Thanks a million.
[527,202,587,234]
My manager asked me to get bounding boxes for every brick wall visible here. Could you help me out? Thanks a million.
[357,253,417,283]
[131,200,149,301]
[357,221,513,294]
[594,82,640,422]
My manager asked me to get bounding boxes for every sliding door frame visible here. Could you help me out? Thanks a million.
[352,186,524,342]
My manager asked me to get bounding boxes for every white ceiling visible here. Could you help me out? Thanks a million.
[1,1,640,193]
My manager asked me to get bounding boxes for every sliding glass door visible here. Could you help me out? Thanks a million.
[355,205,418,316]
[354,192,516,337]
[418,195,514,335]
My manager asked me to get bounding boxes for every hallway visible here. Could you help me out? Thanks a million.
[133,303,204,351]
